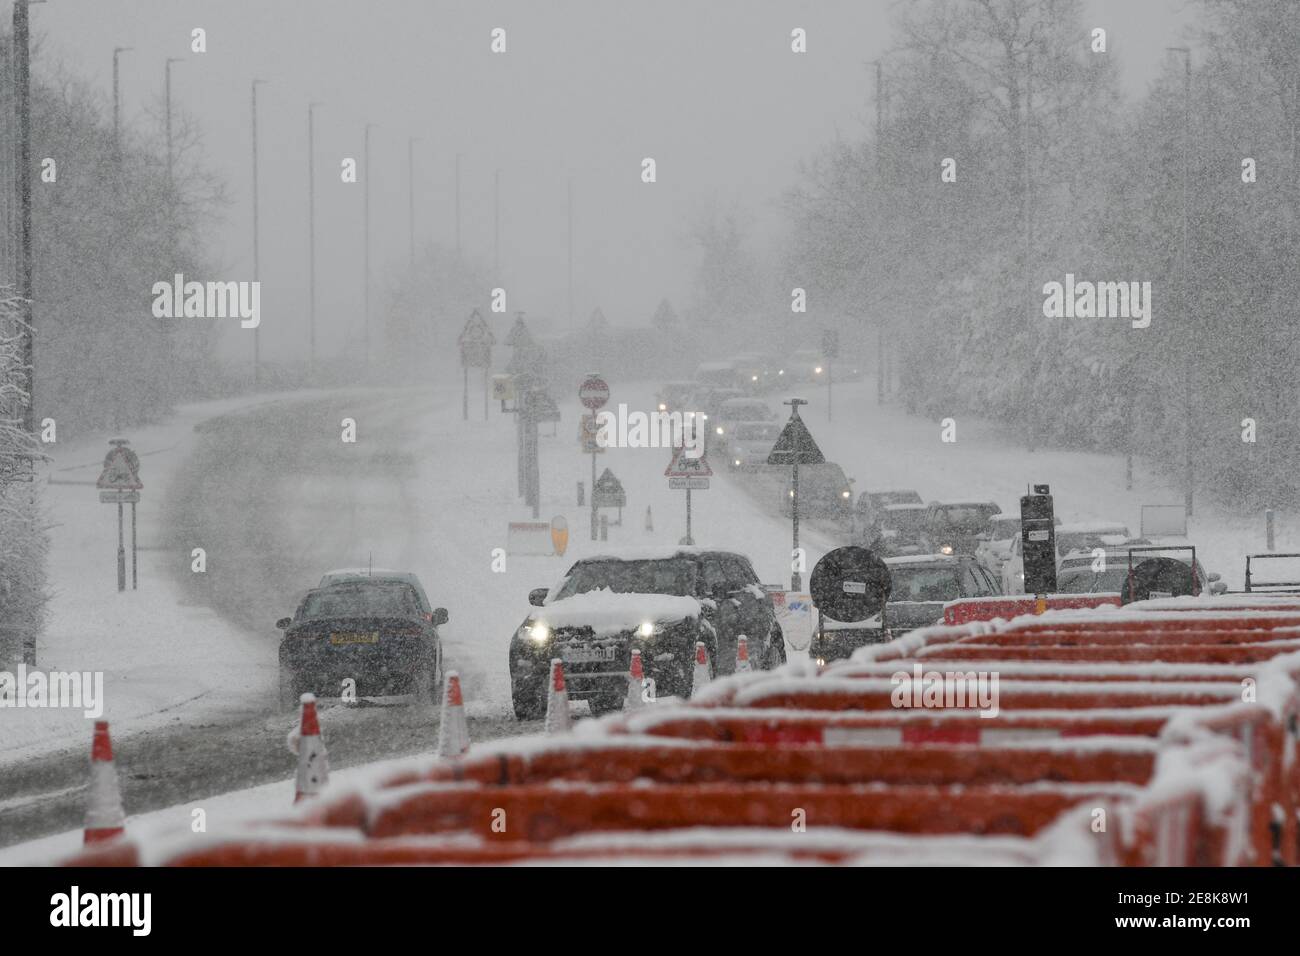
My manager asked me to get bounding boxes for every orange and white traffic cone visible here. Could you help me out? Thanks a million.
[545,658,571,734]
[736,635,752,674]
[436,671,470,758]
[691,641,712,697]
[293,693,330,803]
[624,649,648,712]
[83,721,125,845]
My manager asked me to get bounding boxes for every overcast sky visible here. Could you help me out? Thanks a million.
[21,0,1197,363]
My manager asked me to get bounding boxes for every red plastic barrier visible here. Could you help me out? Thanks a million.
[944,594,1121,625]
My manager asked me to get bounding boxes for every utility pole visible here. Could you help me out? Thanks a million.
[112,46,133,152]
[14,0,34,434]
[1168,46,1193,517]
[454,153,462,258]
[164,57,182,188]
[408,136,417,266]
[251,79,266,386]
[364,123,375,368]
[567,178,574,331]
[308,102,322,371]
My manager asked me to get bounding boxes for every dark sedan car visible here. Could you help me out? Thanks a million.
[277,579,447,710]
[810,553,1000,664]
[510,548,785,719]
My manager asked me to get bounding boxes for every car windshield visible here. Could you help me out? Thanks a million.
[1057,568,1129,594]
[934,506,999,533]
[734,422,781,441]
[988,517,1021,540]
[890,566,964,602]
[882,508,928,535]
[299,584,420,621]
[554,558,696,599]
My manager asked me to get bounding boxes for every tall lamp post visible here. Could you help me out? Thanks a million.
[1167,46,1194,517]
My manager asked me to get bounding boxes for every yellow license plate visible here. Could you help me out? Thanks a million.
[330,632,379,645]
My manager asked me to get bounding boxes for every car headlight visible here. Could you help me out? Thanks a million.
[841,490,851,499]
[636,621,656,638]
[658,403,667,411]
[789,490,795,498]
[778,369,784,376]
[751,375,758,382]
[715,426,724,435]
[734,459,741,467]
[940,545,954,555]
[527,621,550,642]
[814,366,823,374]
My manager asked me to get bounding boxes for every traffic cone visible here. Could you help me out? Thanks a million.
[736,635,752,674]
[691,641,712,697]
[645,506,654,533]
[293,693,330,804]
[545,658,571,734]
[436,671,471,758]
[624,649,647,712]
[83,721,125,845]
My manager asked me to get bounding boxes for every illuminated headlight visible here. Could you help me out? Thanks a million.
[814,366,823,375]
[789,490,795,498]
[715,426,724,435]
[751,375,758,382]
[940,545,954,555]
[658,403,667,412]
[841,490,851,499]
[734,459,741,467]
[700,414,708,421]
[636,621,656,638]
[815,657,826,667]
[527,621,550,642]
[777,369,784,376]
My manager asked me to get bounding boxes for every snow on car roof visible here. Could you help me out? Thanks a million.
[578,545,722,561]
[884,553,962,565]
[321,567,407,577]
[882,503,928,512]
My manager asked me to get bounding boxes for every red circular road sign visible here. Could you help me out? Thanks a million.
[579,376,610,410]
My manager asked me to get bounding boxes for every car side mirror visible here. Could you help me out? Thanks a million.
[276,617,291,630]
[528,587,549,607]
[432,607,449,626]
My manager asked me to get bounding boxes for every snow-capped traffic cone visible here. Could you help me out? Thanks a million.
[690,641,712,697]
[545,658,571,734]
[436,671,471,758]
[293,693,330,804]
[83,721,125,845]
[624,649,648,712]
[645,506,654,533]
[736,635,752,674]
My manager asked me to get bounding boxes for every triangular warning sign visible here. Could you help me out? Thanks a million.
[766,413,825,466]
[665,446,713,478]
[97,447,142,490]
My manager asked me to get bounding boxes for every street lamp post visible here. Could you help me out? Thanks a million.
[164,57,183,187]
[251,79,267,386]
[1168,46,1194,517]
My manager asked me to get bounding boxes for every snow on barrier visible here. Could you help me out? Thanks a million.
[59,596,1300,867]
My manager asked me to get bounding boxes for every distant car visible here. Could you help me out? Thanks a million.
[690,386,745,423]
[711,398,775,452]
[779,461,854,521]
[1056,546,1226,599]
[728,354,767,394]
[810,554,1000,663]
[277,578,448,710]
[509,548,785,719]
[727,421,783,470]
[922,500,1003,557]
[854,488,924,539]
[861,503,930,557]
[1053,523,1132,560]
[788,349,828,383]
[656,381,696,413]
[694,362,739,390]
[975,514,1022,579]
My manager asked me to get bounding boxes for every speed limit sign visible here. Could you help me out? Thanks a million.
[579,375,610,411]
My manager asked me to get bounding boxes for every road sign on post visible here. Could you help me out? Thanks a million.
[592,468,627,525]
[97,439,143,592]
[458,309,495,421]
[768,399,824,590]
[580,374,609,540]
[665,446,712,546]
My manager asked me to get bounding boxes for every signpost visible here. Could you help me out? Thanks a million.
[665,444,712,546]
[809,546,891,658]
[767,399,825,589]
[821,329,839,422]
[457,309,495,421]
[97,439,143,592]
[1019,484,1058,602]
[579,374,609,540]
[592,467,627,525]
